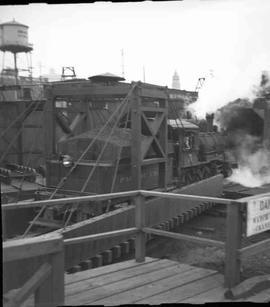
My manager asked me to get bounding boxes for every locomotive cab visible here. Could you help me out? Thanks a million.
[168,119,200,178]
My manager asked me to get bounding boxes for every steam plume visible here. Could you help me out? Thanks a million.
[217,72,270,188]
[228,134,270,187]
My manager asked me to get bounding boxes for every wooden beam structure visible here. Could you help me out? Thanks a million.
[131,81,168,190]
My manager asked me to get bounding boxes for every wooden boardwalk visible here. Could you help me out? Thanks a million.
[64,257,270,305]
[4,257,270,306]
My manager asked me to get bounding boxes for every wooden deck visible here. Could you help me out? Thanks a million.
[4,257,270,305]
[64,257,270,304]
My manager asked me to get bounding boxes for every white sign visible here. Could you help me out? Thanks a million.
[247,195,270,237]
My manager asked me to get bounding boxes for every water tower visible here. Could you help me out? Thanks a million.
[0,19,33,98]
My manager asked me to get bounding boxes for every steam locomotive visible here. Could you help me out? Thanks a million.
[41,114,231,225]
[4,76,230,229]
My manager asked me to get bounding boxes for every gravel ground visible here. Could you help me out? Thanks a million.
[146,207,270,281]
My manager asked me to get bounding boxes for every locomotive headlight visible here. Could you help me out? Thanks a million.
[60,155,73,168]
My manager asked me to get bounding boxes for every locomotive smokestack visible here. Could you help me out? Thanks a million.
[206,113,214,132]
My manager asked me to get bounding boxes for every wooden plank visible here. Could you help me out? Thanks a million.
[3,235,63,262]
[64,227,138,245]
[137,273,224,304]
[3,180,229,210]
[51,82,131,97]
[2,207,6,240]
[30,219,62,229]
[6,263,51,307]
[43,90,54,158]
[135,194,146,262]
[3,190,139,210]
[141,190,234,205]
[131,84,142,189]
[142,157,166,165]
[239,238,270,260]
[50,248,65,306]
[65,257,157,285]
[225,202,242,288]
[65,258,178,300]
[66,262,192,305]
[143,227,225,247]
[35,250,64,307]
[4,290,34,307]
[158,105,167,189]
[141,87,167,99]
[180,286,228,303]
[141,107,167,113]
[35,278,51,307]
[93,267,217,305]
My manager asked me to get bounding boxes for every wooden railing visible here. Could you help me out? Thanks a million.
[3,234,64,307]
[3,189,270,297]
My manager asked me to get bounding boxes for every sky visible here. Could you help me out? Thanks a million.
[1,0,270,116]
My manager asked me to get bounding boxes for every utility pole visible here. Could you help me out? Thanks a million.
[38,61,45,82]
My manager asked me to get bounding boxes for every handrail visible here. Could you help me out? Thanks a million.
[143,227,225,248]
[140,190,236,205]
[3,189,270,293]
[3,234,63,262]
[2,189,236,211]
[2,190,140,210]
[238,238,270,259]
[64,227,137,245]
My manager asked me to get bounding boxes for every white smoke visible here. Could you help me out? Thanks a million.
[228,135,270,187]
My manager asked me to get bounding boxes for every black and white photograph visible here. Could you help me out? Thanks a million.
[1,0,270,305]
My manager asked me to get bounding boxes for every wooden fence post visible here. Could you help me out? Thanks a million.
[135,193,146,262]
[225,201,242,288]
[51,243,65,306]
[2,208,6,241]
[35,238,64,307]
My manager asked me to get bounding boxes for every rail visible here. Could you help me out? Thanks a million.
[3,189,270,298]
